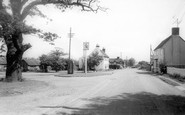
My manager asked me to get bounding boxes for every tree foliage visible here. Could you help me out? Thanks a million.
[87,52,103,70]
[128,58,136,67]
[0,0,102,81]
[39,49,67,72]
[138,61,150,70]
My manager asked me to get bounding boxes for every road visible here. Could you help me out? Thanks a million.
[56,69,185,115]
[1,69,185,115]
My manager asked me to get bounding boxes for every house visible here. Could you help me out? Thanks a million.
[22,58,40,72]
[109,57,124,69]
[78,44,109,71]
[153,27,185,73]
[89,44,109,71]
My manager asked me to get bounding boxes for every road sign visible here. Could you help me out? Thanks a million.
[83,42,89,50]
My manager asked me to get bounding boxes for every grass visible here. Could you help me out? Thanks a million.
[0,79,49,97]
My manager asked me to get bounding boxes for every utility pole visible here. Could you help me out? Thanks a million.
[68,27,74,60]
[68,27,74,74]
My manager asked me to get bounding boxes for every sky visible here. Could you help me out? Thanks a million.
[23,0,185,62]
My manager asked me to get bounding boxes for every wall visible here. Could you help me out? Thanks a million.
[95,58,109,71]
[163,37,173,65]
[172,36,181,65]
[179,37,185,65]
[167,67,185,76]
[154,49,164,63]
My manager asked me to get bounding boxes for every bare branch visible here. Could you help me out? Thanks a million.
[21,0,101,21]
[21,0,43,21]
[0,0,3,10]
[10,0,22,17]
[22,43,32,52]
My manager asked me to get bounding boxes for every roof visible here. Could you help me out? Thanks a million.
[100,50,109,58]
[90,46,109,58]
[109,58,123,63]
[154,35,185,51]
[23,58,40,66]
[0,57,40,66]
[154,36,171,51]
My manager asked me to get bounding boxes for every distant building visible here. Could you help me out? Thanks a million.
[109,57,124,69]
[0,57,40,72]
[22,58,40,72]
[89,44,109,71]
[153,27,185,73]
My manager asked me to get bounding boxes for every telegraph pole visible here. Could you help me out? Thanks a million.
[68,27,74,60]
[68,27,74,74]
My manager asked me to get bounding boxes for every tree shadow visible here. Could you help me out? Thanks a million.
[54,92,185,115]
[136,71,160,76]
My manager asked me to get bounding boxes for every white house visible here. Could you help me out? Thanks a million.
[89,44,109,71]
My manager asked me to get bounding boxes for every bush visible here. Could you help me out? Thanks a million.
[159,63,167,74]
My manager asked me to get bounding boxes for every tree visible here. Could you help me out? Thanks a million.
[138,61,150,70]
[49,49,67,72]
[128,58,136,67]
[39,54,51,72]
[87,52,103,70]
[0,0,102,82]
[40,49,67,72]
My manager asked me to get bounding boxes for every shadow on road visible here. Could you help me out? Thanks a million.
[54,92,185,115]
[136,71,159,76]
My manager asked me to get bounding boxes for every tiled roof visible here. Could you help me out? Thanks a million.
[109,58,123,63]
[23,58,40,66]
[155,35,185,51]
[100,50,109,58]
[154,36,171,51]
[0,57,40,66]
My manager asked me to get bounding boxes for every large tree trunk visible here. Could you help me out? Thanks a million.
[5,50,23,82]
[5,32,30,82]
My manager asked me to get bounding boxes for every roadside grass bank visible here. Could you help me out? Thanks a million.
[0,80,49,97]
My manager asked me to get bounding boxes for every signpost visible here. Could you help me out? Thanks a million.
[83,42,89,74]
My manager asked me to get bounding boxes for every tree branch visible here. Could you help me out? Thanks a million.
[0,0,3,10]
[10,0,22,17]
[22,43,32,52]
[21,0,100,21]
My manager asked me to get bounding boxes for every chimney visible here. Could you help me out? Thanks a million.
[102,48,105,53]
[96,44,100,48]
[172,27,179,35]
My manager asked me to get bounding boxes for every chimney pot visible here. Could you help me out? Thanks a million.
[172,27,179,35]
[96,44,100,48]
[102,48,105,53]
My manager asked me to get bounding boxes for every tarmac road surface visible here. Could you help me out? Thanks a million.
[0,69,185,115]
[45,69,185,115]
